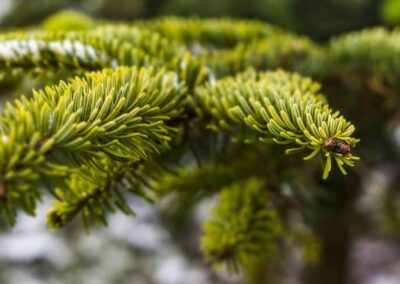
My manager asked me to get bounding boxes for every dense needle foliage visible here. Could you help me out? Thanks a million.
[1,12,399,279]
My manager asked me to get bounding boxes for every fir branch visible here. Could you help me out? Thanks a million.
[0,66,187,224]
[194,69,359,179]
[328,28,400,93]
[202,35,322,78]
[0,26,185,76]
[47,159,140,230]
[0,17,365,228]
[47,155,171,230]
[141,17,282,48]
[201,178,283,272]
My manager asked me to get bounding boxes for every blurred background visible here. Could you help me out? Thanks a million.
[1,0,399,40]
[1,0,400,283]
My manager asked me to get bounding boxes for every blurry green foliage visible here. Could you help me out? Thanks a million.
[160,0,296,29]
[0,0,383,40]
[201,178,283,272]
[381,0,400,25]
[42,10,95,31]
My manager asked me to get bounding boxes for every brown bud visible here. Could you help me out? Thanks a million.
[334,140,352,155]
[323,138,337,151]
[323,138,352,155]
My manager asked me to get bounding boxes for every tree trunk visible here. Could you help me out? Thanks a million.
[303,173,361,284]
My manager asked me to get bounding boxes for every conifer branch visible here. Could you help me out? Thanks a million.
[142,17,281,47]
[47,159,145,230]
[201,35,321,78]
[328,28,400,92]
[201,178,282,272]
[194,70,359,179]
[46,154,171,230]
[0,66,187,224]
[0,26,184,76]
[0,17,364,228]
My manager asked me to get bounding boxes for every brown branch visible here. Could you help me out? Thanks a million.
[0,181,6,199]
